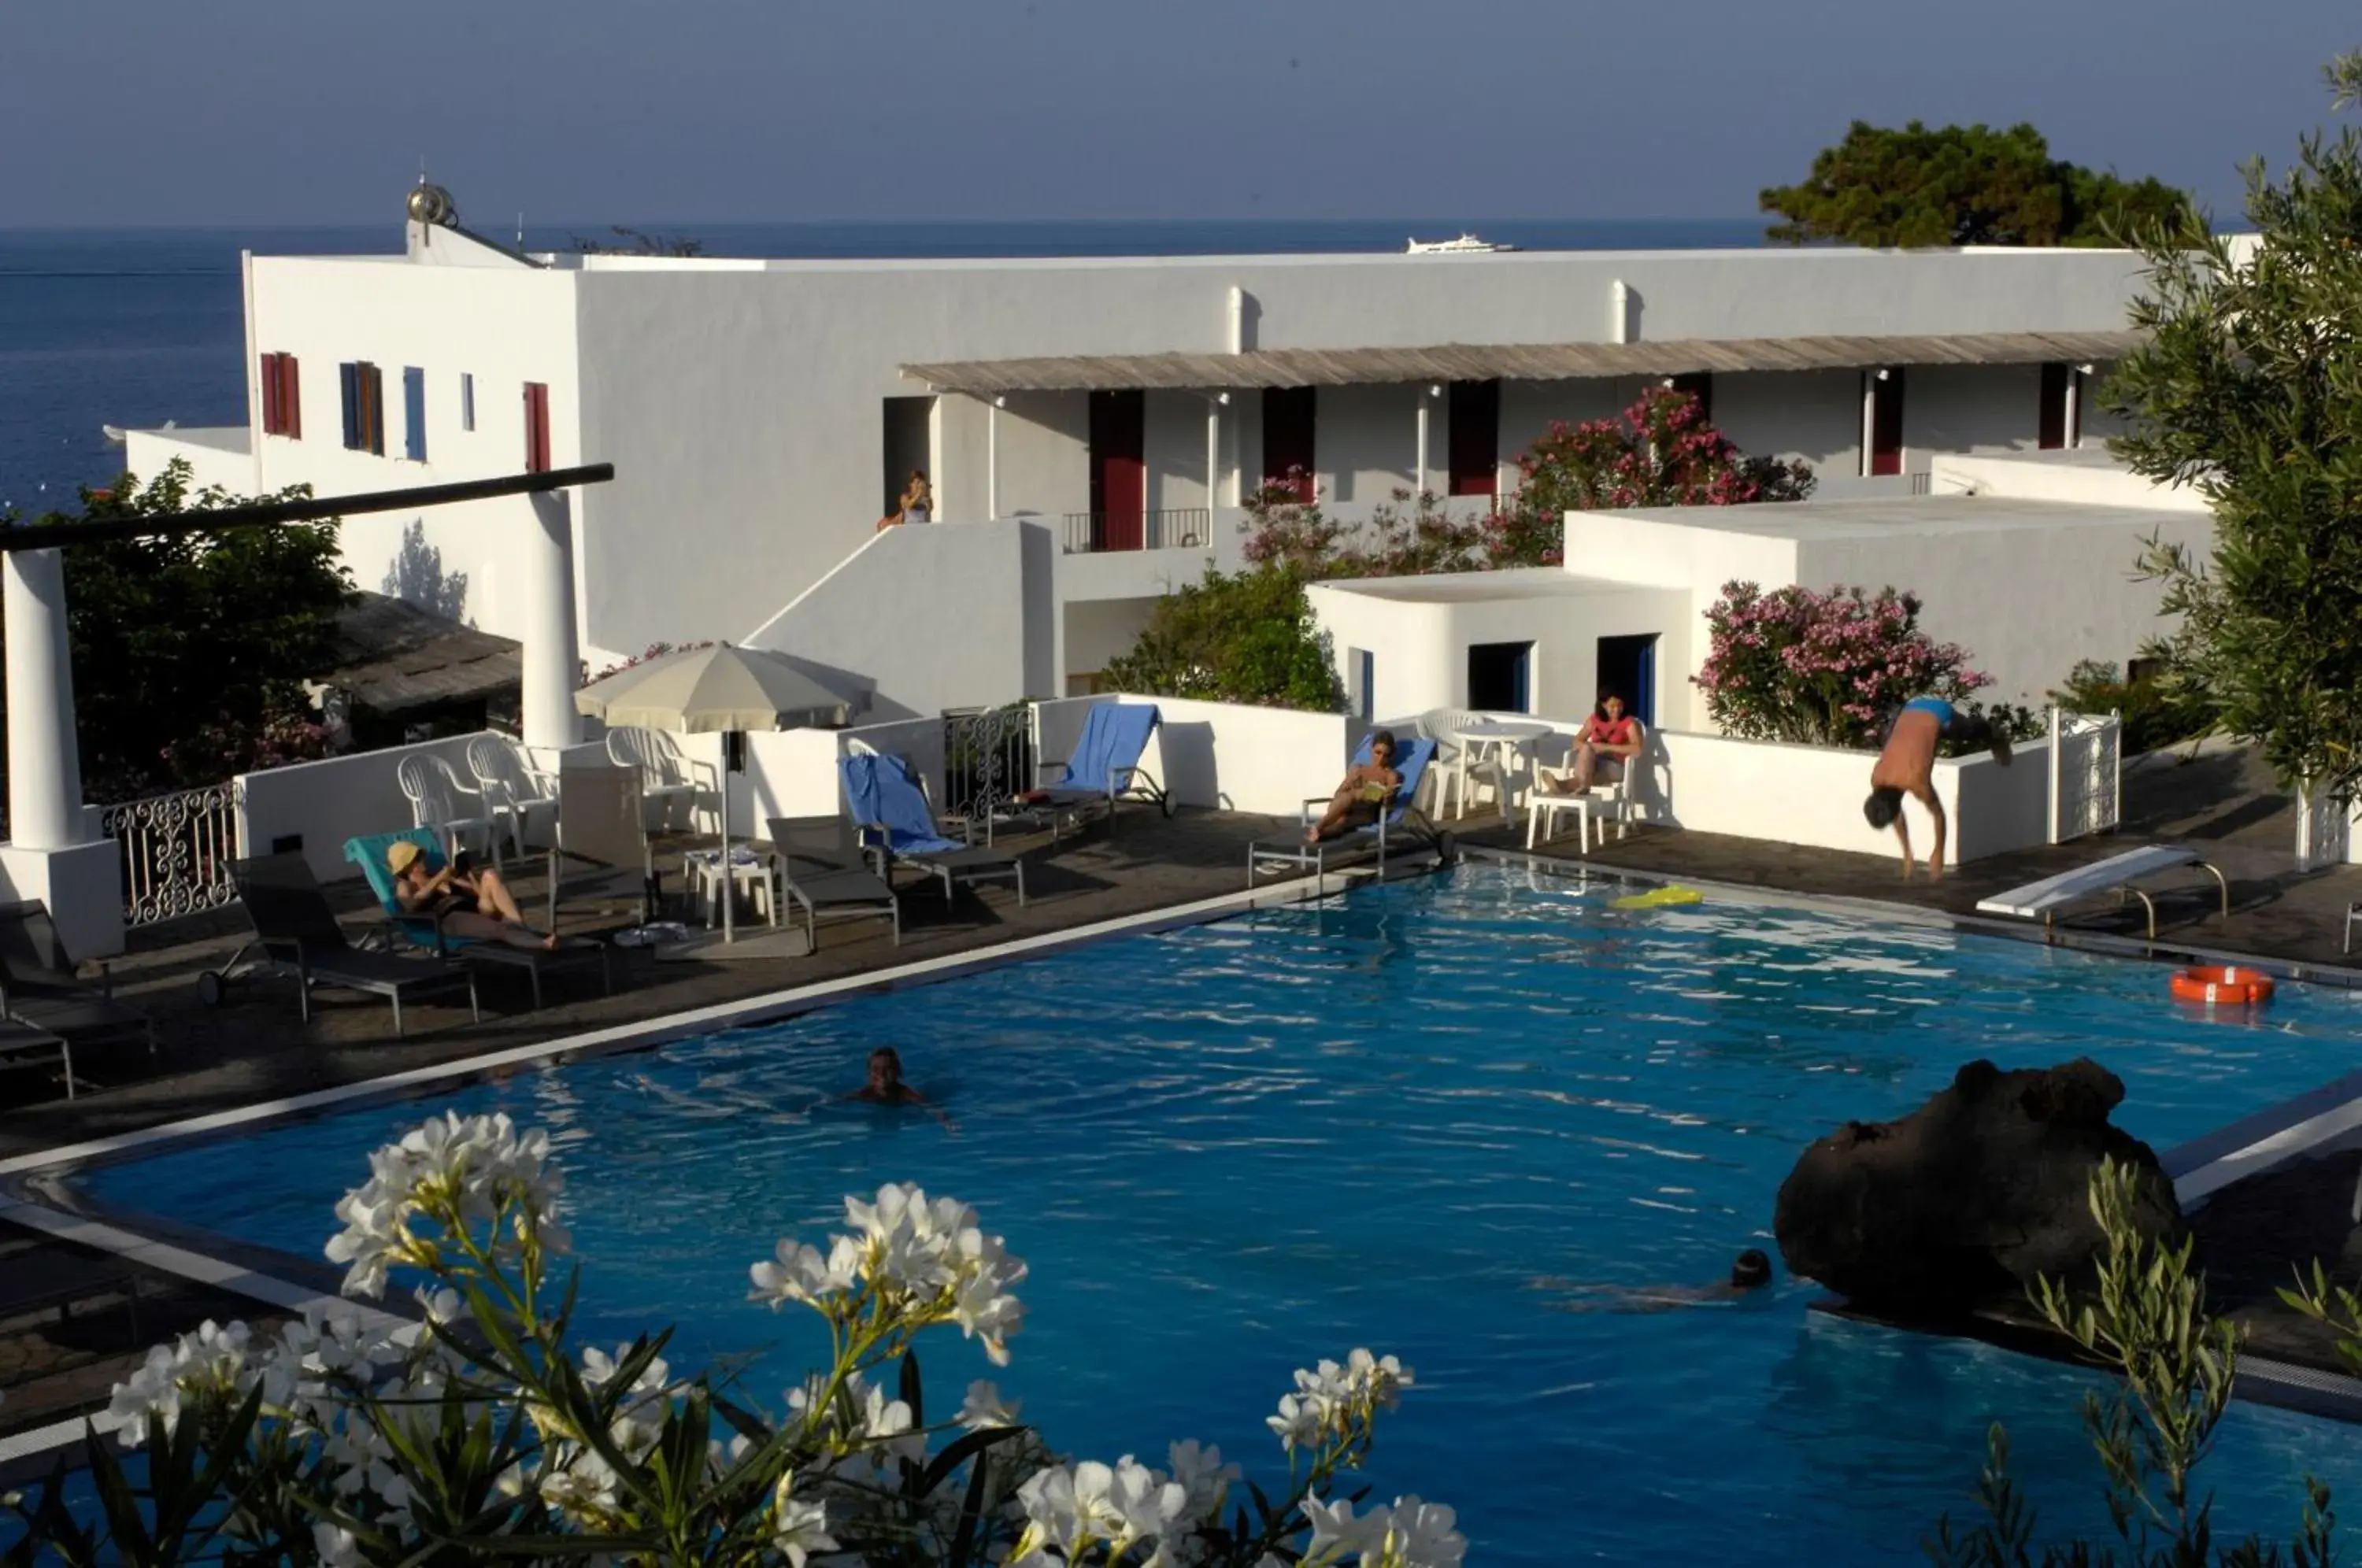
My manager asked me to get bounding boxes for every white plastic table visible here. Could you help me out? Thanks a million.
[683,847,782,929]
[1453,719,1553,819]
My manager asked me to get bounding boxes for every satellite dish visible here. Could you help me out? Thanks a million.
[406,183,458,227]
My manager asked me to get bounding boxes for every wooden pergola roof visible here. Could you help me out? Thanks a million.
[901,331,2146,394]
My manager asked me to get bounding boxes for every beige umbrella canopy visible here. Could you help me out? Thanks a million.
[576,644,862,944]
[574,642,857,733]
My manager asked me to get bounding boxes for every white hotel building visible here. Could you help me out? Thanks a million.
[128,198,2172,726]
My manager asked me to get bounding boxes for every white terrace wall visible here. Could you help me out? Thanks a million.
[1034,694,1349,817]
[235,734,489,882]
[1648,730,2053,865]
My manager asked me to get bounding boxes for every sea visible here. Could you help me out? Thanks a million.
[0,218,1763,512]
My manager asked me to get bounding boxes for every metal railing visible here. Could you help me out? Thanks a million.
[2045,705,2122,845]
[1062,508,1212,554]
[101,782,240,927]
[942,702,1034,843]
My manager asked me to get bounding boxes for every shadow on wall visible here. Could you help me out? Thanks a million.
[383,520,468,623]
[1152,719,1220,808]
[765,648,898,725]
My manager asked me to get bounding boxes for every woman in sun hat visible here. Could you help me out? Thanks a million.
[387,839,555,950]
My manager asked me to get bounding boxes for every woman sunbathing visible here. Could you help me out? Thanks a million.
[387,839,556,950]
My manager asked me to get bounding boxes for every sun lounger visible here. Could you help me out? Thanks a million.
[0,1019,76,1100]
[765,816,901,948]
[1975,845,2228,939]
[0,900,157,1061]
[344,829,613,1007]
[1029,701,1170,831]
[226,853,479,1036]
[841,753,1027,906]
[1247,734,1442,883]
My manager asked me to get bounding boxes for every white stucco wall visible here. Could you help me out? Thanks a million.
[741,519,1056,718]
[1061,598,1158,690]
[1903,364,2044,470]
[245,253,580,642]
[121,427,257,498]
[1034,693,1349,816]
[1710,370,1864,475]
[235,734,488,882]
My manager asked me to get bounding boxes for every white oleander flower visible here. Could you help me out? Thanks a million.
[1375,1496,1465,1568]
[107,1319,256,1445]
[1104,1455,1190,1551]
[1266,1390,1325,1454]
[1301,1495,1378,1557]
[959,1379,1022,1430]
[325,1112,567,1297]
[749,1234,861,1310]
[312,1522,363,1568]
[579,1344,674,1459]
[768,1474,837,1568]
[1165,1439,1239,1521]
[1268,1348,1415,1454]
[1344,1348,1412,1411]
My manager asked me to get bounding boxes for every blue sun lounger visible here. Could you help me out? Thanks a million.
[841,753,1027,906]
[1247,734,1442,883]
[344,828,612,1006]
[1030,701,1170,832]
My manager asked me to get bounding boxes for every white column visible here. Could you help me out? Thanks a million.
[1205,399,1221,513]
[988,398,1001,521]
[2064,368,2082,450]
[1416,399,1430,496]
[1609,279,1631,345]
[1860,372,1877,478]
[5,548,87,849]
[523,491,583,751]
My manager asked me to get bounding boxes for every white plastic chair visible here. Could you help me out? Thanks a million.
[605,726,698,829]
[396,754,503,867]
[467,735,561,856]
[1417,708,1490,819]
[1525,722,1647,852]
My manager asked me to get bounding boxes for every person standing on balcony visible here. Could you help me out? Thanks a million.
[1864,697,2011,879]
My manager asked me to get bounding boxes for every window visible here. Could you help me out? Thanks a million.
[1262,386,1316,501]
[1467,641,1534,714]
[339,361,384,454]
[1447,379,1500,497]
[523,381,552,472]
[402,367,427,461]
[1864,368,1904,477]
[461,372,476,432]
[259,353,302,438]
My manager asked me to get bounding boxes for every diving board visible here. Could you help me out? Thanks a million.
[1976,845,2227,940]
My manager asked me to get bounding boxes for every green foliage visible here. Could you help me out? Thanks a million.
[1927,1157,2338,1567]
[1100,566,1344,712]
[2,460,351,799]
[2109,53,2362,801]
[1760,120,2195,247]
[2049,659,2209,756]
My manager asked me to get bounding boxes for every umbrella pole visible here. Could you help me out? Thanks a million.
[722,730,735,944]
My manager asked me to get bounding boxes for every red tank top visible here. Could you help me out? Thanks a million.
[1586,715,1637,746]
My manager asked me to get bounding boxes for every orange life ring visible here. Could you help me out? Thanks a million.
[2169,965,2276,1006]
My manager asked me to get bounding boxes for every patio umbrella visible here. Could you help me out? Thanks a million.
[576,643,861,945]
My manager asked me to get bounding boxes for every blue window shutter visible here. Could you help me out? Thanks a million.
[339,362,361,449]
[403,367,427,460]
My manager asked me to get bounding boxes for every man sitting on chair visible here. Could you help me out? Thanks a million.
[1307,730,1404,844]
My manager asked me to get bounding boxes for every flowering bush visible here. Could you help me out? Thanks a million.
[1238,478,1483,581]
[585,640,717,684]
[1695,581,2023,749]
[1488,388,1816,568]
[6,1111,1455,1567]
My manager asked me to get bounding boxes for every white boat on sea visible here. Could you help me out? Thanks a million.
[1405,232,1519,253]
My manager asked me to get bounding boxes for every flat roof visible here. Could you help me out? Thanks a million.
[1315,568,1661,603]
[1590,494,2191,542]
[901,331,2144,394]
[129,425,250,456]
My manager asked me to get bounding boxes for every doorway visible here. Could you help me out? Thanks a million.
[1090,390,1146,550]
[1467,642,1533,714]
[881,396,933,517]
[1864,369,1905,476]
[1594,633,1658,726]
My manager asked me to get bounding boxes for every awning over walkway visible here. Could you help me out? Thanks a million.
[901,330,2146,394]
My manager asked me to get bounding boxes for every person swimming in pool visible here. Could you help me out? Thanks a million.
[1864,696,2012,880]
[1531,1248,1775,1313]
[842,1047,953,1127]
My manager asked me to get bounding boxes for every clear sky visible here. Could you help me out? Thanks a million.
[1,0,2349,230]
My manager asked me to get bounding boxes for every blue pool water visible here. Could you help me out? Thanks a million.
[80,867,2362,1561]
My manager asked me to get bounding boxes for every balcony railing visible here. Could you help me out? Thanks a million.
[101,782,240,927]
[1063,508,1212,554]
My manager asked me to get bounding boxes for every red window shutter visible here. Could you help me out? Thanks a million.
[261,354,280,434]
[281,356,302,439]
[524,383,551,471]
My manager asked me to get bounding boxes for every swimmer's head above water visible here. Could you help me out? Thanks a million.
[1731,1248,1773,1289]
[867,1046,905,1093]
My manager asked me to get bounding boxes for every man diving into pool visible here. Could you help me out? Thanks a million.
[1864,696,2012,880]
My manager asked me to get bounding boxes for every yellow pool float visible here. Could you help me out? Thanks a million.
[1612,885,1704,910]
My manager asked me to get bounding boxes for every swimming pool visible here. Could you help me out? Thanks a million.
[76,865,2362,1561]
